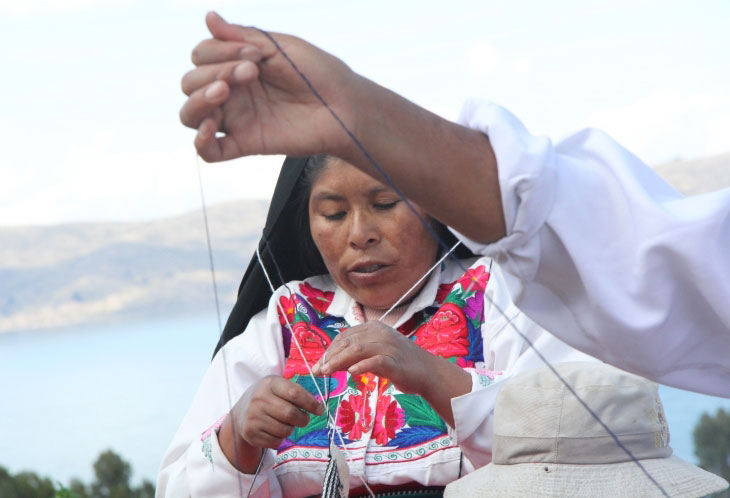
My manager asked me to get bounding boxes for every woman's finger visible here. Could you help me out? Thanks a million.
[249,414,295,440]
[180,80,229,129]
[182,59,259,96]
[270,378,324,417]
[191,38,262,66]
[319,341,398,376]
[244,419,292,449]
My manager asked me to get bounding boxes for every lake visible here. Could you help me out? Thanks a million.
[1,315,728,487]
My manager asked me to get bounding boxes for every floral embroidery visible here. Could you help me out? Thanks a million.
[373,394,405,445]
[435,282,455,304]
[337,392,372,441]
[414,303,469,358]
[353,372,377,393]
[277,268,488,462]
[473,362,502,387]
[200,415,226,465]
[277,295,298,325]
[284,322,332,378]
[299,282,335,314]
[458,266,490,293]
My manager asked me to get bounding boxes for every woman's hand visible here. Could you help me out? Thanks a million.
[312,321,431,394]
[311,322,471,427]
[218,375,323,473]
[180,12,364,163]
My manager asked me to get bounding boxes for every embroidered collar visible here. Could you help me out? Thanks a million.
[326,260,445,328]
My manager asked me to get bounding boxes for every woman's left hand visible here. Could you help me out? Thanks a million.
[311,322,431,395]
[312,321,472,427]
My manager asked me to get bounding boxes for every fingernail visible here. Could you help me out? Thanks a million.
[204,81,225,101]
[197,120,213,139]
[233,62,254,81]
[317,404,325,416]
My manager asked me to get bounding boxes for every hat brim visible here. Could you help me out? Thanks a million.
[444,456,729,498]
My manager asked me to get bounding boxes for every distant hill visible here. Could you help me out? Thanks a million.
[654,151,730,196]
[1,152,728,333]
[0,200,268,333]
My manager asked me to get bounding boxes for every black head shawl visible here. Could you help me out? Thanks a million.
[213,156,474,357]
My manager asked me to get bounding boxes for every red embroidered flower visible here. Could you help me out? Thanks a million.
[283,323,332,378]
[414,303,469,358]
[458,266,490,293]
[373,394,405,445]
[277,295,298,326]
[436,282,456,304]
[337,393,372,441]
[353,372,377,393]
[299,282,335,314]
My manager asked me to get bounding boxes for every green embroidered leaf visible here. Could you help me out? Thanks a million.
[290,396,340,442]
[394,394,446,431]
[445,296,467,308]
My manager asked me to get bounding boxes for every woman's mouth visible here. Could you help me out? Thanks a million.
[352,263,386,274]
[347,262,392,285]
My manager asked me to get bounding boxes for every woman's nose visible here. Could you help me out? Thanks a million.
[349,211,380,249]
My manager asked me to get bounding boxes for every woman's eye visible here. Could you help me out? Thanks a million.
[374,200,399,211]
[323,211,346,221]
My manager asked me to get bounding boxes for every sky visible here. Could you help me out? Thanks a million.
[1,0,729,226]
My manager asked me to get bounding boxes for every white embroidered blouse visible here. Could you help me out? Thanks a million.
[156,258,592,497]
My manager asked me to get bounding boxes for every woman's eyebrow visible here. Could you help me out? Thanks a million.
[311,191,345,202]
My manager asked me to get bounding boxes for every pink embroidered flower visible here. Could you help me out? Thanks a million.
[373,394,405,445]
[337,393,372,441]
[353,372,377,393]
[475,366,503,380]
[458,266,490,293]
[414,303,469,358]
[277,295,298,326]
[436,282,456,304]
[200,414,227,441]
[283,323,332,378]
[299,282,335,314]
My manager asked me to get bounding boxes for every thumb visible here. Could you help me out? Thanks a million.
[206,11,249,42]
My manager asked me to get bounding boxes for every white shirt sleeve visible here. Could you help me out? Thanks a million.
[450,264,596,468]
[156,308,286,497]
[454,99,730,397]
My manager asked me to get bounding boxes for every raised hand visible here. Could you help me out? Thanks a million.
[180,12,363,163]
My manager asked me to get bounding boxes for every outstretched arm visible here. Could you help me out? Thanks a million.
[180,12,505,244]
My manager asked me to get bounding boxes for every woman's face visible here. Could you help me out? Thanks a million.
[308,159,439,309]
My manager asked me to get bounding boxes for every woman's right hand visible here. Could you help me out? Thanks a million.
[180,12,365,163]
[233,375,324,449]
[219,375,323,472]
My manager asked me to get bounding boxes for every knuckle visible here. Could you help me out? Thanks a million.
[286,385,300,400]
[283,406,299,422]
[191,44,204,65]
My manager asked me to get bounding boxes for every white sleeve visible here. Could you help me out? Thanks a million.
[450,265,595,468]
[454,99,730,397]
[156,308,285,498]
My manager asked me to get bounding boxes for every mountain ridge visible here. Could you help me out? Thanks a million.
[2,152,728,333]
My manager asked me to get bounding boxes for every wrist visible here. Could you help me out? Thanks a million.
[218,414,263,474]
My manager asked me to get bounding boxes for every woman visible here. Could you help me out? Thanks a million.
[156,155,592,497]
[178,12,730,397]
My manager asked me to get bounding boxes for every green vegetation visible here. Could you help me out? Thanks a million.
[0,450,154,498]
[694,408,730,498]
